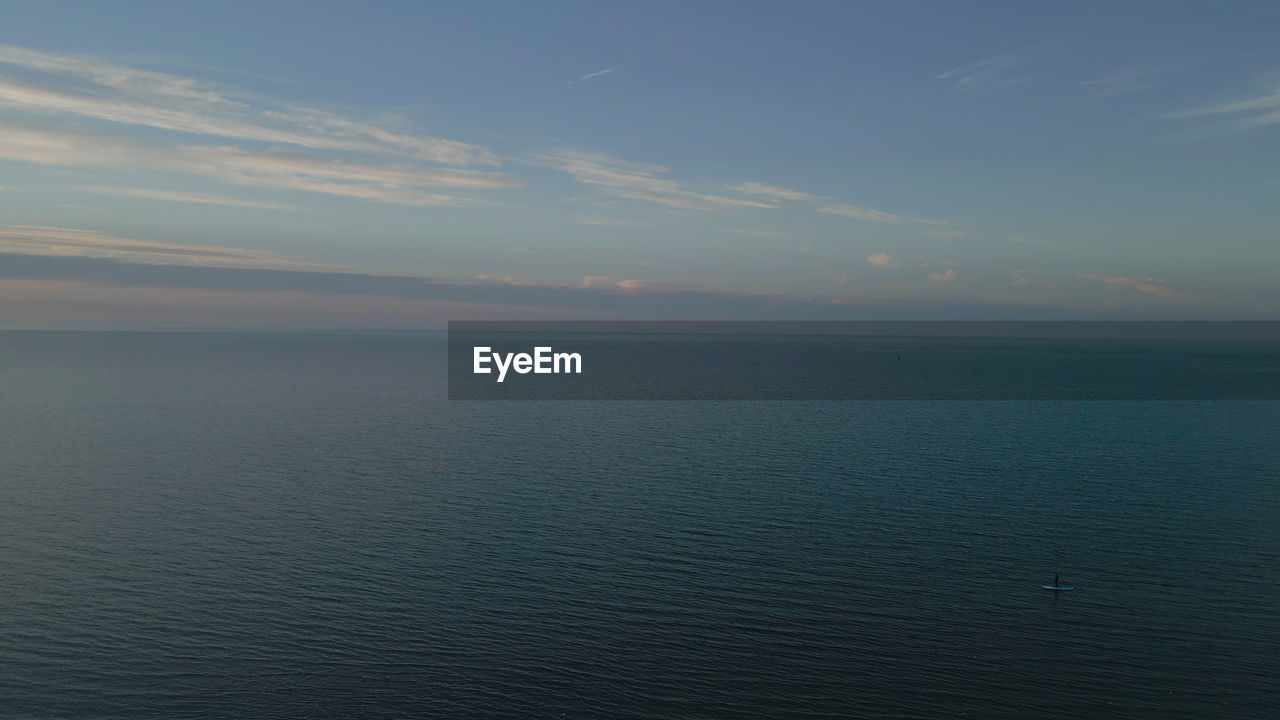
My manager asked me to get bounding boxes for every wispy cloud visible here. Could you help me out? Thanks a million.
[568,67,617,85]
[178,144,514,203]
[0,225,334,269]
[726,182,822,203]
[733,181,956,228]
[0,46,498,165]
[1004,234,1052,246]
[1079,273,1190,298]
[530,142,959,229]
[78,185,297,211]
[0,122,515,206]
[0,43,961,242]
[533,148,777,211]
[575,217,649,227]
[0,44,512,208]
[1078,62,1193,98]
[866,253,901,269]
[1168,85,1280,130]
[819,203,946,225]
[936,54,1030,90]
[721,229,781,238]
[920,229,968,240]
[538,149,949,225]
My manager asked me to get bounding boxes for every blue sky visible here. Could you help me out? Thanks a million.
[1,1,1278,326]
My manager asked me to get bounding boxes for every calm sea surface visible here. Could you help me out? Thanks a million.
[1,331,1277,718]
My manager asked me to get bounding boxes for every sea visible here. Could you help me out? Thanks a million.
[1,330,1277,718]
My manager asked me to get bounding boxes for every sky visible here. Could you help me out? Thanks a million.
[2,0,1279,327]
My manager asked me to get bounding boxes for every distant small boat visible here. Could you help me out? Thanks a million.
[1043,572,1074,591]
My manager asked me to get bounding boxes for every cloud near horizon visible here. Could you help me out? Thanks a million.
[0,249,968,322]
[0,224,867,316]
[1079,273,1190,299]
[0,225,334,269]
[0,223,1089,323]
[0,35,1260,323]
[0,220,1231,325]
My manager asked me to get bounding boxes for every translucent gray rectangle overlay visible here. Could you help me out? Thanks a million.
[448,322,1280,400]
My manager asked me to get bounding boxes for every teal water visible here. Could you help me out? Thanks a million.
[1,331,1277,718]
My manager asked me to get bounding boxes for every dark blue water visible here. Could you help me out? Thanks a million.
[1,331,1277,718]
